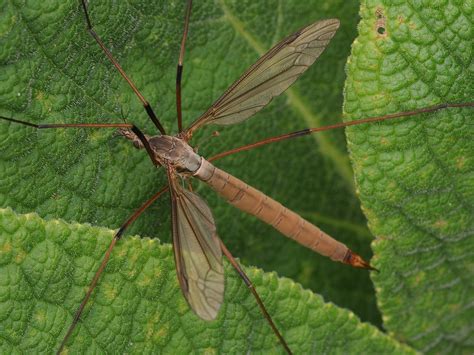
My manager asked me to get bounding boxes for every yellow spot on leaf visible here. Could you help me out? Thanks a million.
[1,242,12,254]
[35,90,53,112]
[138,276,151,287]
[88,130,104,142]
[456,156,466,169]
[145,312,168,342]
[15,250,26,263]
[103,283,118,300]
[433,220,448,229]
[387,180,397,191]
[34,309,46,323]
[154,326,169,342]
[117,248,127,258]
[152,311,161,323]
[35,91,44,101]
[414,271,426,285]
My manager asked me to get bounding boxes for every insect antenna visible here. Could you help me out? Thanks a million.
[79,0,166,135]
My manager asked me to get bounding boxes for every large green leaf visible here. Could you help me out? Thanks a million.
[0,0,380,330]
[9,0,474,352]
[344,1,473,353]
[0,208,412,353]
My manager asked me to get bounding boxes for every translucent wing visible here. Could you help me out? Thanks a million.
[186,19,340,134]
[169,174,224,320]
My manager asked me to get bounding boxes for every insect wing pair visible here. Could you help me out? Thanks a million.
[169,19,340,321]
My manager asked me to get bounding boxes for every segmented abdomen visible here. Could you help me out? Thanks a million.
[194,158,348,262]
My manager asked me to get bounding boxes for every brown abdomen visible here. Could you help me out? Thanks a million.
[194,158,348,262]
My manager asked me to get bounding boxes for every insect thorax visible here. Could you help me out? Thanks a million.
[148,135,201,173]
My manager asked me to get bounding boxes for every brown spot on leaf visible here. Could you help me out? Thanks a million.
[375,8,387,38]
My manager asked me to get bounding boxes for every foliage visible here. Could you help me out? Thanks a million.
[0,0,471,353]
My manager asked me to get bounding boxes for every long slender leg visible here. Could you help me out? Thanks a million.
[79,0,166,135]
[57,185,169,354]
[176,0,193,133]
[0,115,159,166]
[208,102,474,162]
[219,240,292,355]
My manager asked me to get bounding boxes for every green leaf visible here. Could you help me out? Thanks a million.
[0,0,381,332]
[0,208,412,353]
[344,1,473,353]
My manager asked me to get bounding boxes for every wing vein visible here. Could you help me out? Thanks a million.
[186,19,340,132]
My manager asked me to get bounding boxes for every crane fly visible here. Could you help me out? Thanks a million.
[1,1,472,353]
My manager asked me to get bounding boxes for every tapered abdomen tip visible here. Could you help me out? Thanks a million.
[343,250,379,272]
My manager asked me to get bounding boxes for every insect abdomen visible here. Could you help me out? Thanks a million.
[194,158,348,262]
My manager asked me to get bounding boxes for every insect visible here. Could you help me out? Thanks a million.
[0,1,472,353]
